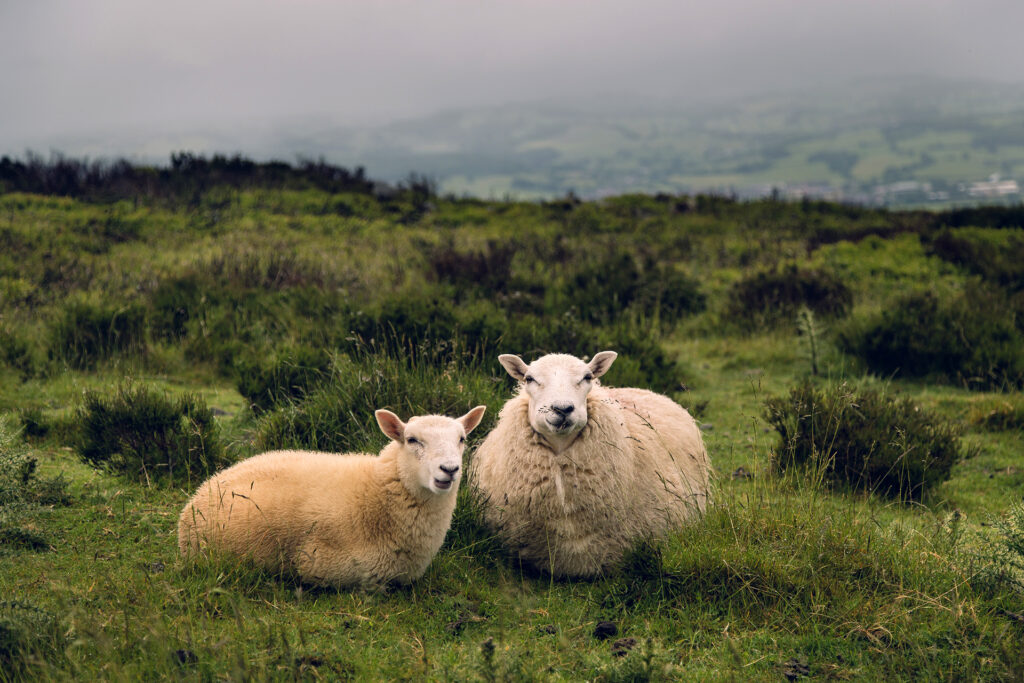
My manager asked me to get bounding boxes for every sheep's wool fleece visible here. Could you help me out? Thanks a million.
[178,444,455,589]
[472,385,710,577]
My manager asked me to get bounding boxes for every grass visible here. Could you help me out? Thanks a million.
[1,180,1022,679]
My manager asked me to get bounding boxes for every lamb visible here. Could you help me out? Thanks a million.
[471,351,710,578]
[178,405,487,590]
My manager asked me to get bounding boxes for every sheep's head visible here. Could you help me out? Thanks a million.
[498,351,617,452]
[376,406,487,495]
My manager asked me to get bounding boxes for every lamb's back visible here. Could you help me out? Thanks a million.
[178,450,378,564]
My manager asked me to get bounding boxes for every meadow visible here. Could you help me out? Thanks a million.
[1,158,1023,680]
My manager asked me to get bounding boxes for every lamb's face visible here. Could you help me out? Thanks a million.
[498,351,617,452]
[376,407,487,495]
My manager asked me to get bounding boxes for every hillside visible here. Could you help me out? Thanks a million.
[1,162,1023,679]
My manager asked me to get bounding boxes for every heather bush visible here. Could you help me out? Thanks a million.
[840,285,1024,390]
[726,264,852,329]
[560,252,706,325]
[927,228,1024,292]
[77,384,228,487]
[764,381,962,500]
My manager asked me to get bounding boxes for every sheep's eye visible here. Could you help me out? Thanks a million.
[524,375,536,384]
[406,437,419,445]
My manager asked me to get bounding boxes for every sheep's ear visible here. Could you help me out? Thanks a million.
[588,351,617,378]
[498,354,529,381]
[375,409,405,441]
[459,405,487,435]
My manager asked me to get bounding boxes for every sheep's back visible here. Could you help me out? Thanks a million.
[604,387,710,518]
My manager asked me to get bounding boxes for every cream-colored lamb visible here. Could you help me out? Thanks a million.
[178,405,486,589]
[471,351,709,578]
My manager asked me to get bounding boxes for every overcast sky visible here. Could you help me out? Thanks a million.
[3,0,1023,155]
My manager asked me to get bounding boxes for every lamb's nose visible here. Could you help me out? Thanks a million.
[439,464,460,475]
[551,403,574,416]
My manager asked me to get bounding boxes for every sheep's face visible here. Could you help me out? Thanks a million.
[376,406,487,495]
[498,351,617,452]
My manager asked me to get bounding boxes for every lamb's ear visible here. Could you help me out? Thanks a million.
[588,351,618,378]
[375,409,405,442]
[498,354,529,381]
[459,405,487,435]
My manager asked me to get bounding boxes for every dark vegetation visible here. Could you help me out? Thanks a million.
[1,154,1023,679]
[76,384,227,487]
[725,265,852,330]
[840,285,1024,390]
[0,152,378,203]
[765,382,963,500]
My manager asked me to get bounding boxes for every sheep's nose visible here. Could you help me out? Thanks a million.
[439,464,460,475]
[551,403,574,416]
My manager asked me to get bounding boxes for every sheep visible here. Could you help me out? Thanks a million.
[470,351,709,578]
[178,405,487,590]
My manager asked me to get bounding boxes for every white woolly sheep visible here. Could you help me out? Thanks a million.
[178,405,487,590]
[471,351,710,578]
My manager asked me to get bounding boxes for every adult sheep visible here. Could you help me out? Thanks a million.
[471,351,709,578]
[178,405,486,590]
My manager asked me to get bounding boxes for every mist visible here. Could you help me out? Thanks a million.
[3,0,1024,155]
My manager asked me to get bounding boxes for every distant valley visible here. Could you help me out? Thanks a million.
[28,77,1024,206]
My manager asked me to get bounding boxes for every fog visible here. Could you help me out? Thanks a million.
[2,0,1023,155]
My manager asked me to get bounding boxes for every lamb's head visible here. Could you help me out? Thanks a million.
[376,406,487,495]
[498,351,617,452]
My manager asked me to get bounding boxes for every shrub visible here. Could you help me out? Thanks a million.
[764,381,962,500]
[255,353,504,455]
[726,265,852,329]
[49,298,148,369]
[927,228,1024,292]
[561,253,706,325]
[236,344,333,413]
[77,384,228,487]
[840,286,1024,390]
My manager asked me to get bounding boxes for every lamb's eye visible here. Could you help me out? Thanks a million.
[406,437,419,445]
[524,376,536,384]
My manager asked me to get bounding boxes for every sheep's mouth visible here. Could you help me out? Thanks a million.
[433,478,453,490]
[545,417,576,432]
